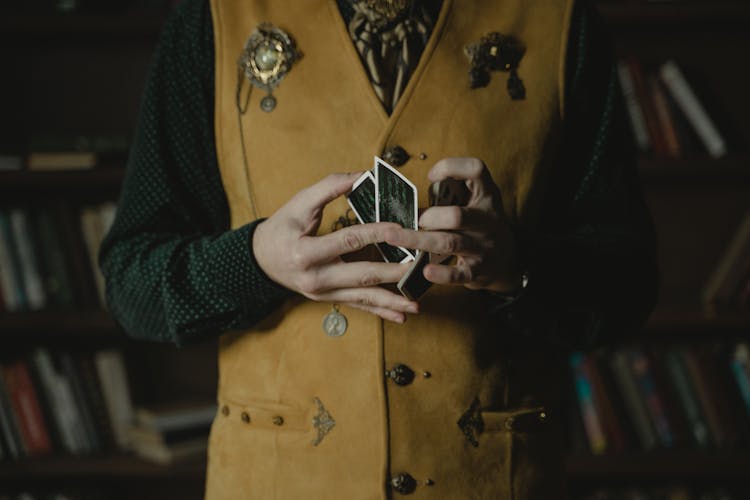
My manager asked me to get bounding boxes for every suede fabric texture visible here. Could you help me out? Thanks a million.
[206,0,574,498]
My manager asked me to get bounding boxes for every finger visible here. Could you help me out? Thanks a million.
[315,287,418,314]
[423,260,474,286]
[306,222,403,260]
[419,206,490,231]
[348,303,407,324]
[304,261,410,293]
[428,158,489,184]
[385,228,478,257]
[291,172,364,214]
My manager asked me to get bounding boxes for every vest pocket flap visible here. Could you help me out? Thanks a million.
[482,406,548,434]
[219,397,311,432]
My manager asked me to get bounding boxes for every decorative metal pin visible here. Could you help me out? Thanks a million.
[238,23,303,112]
[464,32,526,100]
[312,397,336,446]
[323,304,347,337]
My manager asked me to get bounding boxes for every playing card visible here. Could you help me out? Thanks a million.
[375,157,417,262]
[346,169,410,263]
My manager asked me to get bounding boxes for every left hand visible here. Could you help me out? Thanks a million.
[385,157,522,292]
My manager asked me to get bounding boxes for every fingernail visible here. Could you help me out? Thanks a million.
[406,304,418,314]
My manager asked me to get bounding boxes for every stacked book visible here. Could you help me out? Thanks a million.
[580,487,738,500]
[128,404,216,465]
[569,342,750,455]
[617,58,728,160]
[0,203,116,312]
[0,349,133,460]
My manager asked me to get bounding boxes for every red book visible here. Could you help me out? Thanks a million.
[2,361,53,456]
[626,57,669,158]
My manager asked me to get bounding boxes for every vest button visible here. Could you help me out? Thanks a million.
[382,145,410,167]
[391,473,417,495]
[388,364,415,386]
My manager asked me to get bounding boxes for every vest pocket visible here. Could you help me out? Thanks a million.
[483,406,565,500]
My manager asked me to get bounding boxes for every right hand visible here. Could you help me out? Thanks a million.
[252,173,418,323]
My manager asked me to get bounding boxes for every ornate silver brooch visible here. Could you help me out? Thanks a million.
[238,23,303,112]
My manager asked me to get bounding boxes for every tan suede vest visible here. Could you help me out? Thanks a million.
[206,1,574,498]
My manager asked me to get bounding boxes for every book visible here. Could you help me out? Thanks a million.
[0,370,25,459]
[649,76,682,158]
[664,350,711,447]
[76,355,116,450]
[0,210,26,310]
[80,203,117,306]
[59,353,100,453]
[95,350,134,450]
[0,154,22,171]
[616,60,651,153]
[9,209,47,310]
[585,353,627,452]
[135,403,216,434]
[628,349,674,448]
[130,435,208,465]
[611,350,656,450]
[626,57,669,157]
[702,211,750,309]
[570,352,607,454]
[26,152,97,171]
[1,361,52,457]
[731,343,750,417]
[681,348,726,447]
[28,208,76,308]
[659,59,728,158]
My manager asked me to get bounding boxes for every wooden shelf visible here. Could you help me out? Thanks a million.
[644,309,750,336]
[0,169,125,197]
[638,156,750,184]
[567,451,750,480]
[0,454,206,481]
[0,13,166,39]
[0,310,123,338]
[597,2,750,29]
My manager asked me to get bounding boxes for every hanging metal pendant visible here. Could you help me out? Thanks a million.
[464,32,526,99]
[238,23,303,112]
[323,305,348,337]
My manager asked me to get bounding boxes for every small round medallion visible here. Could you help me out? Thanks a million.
[260,94,277,112]
[254,44,280,72]
[323,310,348,337]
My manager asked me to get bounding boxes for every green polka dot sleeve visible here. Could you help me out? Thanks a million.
[100,0,291,346]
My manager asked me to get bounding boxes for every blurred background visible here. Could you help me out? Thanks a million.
[0,1,748,499]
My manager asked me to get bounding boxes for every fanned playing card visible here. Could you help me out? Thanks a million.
[347,157,416,264]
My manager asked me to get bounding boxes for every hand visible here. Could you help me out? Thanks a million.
[385,158,522,293]
[252,173,418,323]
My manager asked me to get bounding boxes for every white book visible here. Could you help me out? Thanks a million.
[80,207,105,305]
[617,61,651,152]
[95,350,134,450]
[32,349,82,454]
[659,60,727,158]
[10,210,46,310]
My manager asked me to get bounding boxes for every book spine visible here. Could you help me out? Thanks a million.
[731,344,750,417]
[681,349,725,446]
[0,210,27,310]
[611,350,656,450]
[659,59,727,158]
[664,350,711,447]
[570,352,607,454]
[629,350,674,448]
[649,76,682,157]
[585,354,627,452]
[0,370,25,459]
[701,212,750,307]
[9,209,46,310]
[30,209,75,308]
[616,61,651,152]
[626,57,668,157]
[59,353,100,453]
[31,349,80,454]
[76,355,116,450]
[2,362,52,456]
[95,350,134,450]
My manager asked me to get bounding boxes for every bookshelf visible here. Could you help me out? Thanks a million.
[565,3,750,499]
